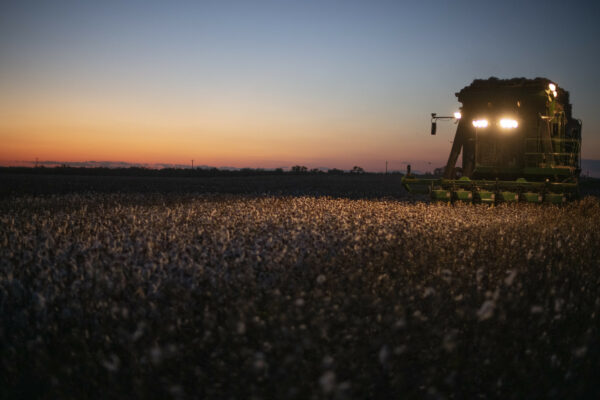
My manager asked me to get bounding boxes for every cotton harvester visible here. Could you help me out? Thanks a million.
[401,77,582,203]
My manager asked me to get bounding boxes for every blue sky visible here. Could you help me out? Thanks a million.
[1,0,598,171]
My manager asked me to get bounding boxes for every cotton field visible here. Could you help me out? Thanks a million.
[1,193,600,399]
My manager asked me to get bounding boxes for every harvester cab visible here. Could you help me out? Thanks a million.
[402,78,582,203]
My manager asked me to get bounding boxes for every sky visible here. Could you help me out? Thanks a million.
[1,0,599,172]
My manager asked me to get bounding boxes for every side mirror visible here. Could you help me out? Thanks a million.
[431,121,437,135]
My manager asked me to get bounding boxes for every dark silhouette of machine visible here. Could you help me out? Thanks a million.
[402,77,582,203]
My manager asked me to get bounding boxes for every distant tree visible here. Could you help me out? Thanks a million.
[433,167,445,177]
[309,168,322,174]
[351,166,365,174]
[327,168,344,175]
[291,165,308,173]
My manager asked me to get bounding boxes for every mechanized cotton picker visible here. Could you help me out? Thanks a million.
[402,77,582,203]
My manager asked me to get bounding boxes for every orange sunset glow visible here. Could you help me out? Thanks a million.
[1,1,598,173]
[0,86,443,171]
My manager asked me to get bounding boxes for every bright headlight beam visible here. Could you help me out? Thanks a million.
[499,119,518,129]
[454,112,462,119]
[472,119,488,128]
[549,83,556,91]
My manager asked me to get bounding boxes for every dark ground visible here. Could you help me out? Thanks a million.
[1,172,598,198]
[0,173,408,199]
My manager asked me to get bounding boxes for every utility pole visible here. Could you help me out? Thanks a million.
[35,157,38,168]
[191,159,194,169]
[385,161,388,174]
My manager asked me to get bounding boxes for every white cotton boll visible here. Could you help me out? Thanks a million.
[443,330,459,352]
[504,270,517,286]
[322,355,334,368]
[378,345,390,365]
[554,298,565,313]
[394,318,406,330]
[476,268,484,284]
[168,385,184,398]
[526,250,534,261]
[236,321,246,335]
[477,300,495,321]
[33,292,46,310]
[131,322,145,342]
[394,345,407,355]
[573,346,588,358]
[319,370,336,394]
[412,310,427,321]
[150,345,162,365]
[253,352,266,371]
[316,274,327,284]
[101,354,120,372]
[295,298,305,307]
[530,305,543,314]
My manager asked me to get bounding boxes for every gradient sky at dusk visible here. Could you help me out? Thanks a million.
[1,0,599,171]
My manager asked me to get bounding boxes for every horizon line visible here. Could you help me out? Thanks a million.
[0,159,431,173]
[2,158,600,176]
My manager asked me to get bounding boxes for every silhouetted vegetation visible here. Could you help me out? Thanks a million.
[290,165,308,174]
[0,166,384,178]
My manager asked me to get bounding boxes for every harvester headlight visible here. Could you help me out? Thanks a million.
[552,90,558,97]
[548,83,556,91]
[499,118,518,129]
[472,119,488,128]
[454,112,462,119]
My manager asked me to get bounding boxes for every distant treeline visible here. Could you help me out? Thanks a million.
[0,165,408,178]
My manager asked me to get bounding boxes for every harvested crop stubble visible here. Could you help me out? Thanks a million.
[1,194,600,399]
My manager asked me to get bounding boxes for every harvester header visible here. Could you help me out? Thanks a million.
[403,77,582,203]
